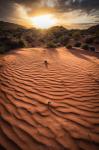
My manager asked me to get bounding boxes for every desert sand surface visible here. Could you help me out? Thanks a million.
[0,47,99,150]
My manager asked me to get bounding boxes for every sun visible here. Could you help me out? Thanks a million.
[31,14,57,29]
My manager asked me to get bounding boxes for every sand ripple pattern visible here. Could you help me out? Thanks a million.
[0,48,99,150]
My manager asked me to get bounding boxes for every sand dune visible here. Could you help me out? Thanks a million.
[0,47,99,150]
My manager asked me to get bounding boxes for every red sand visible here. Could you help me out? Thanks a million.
[0,48,99,150]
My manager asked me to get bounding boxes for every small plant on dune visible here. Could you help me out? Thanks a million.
[48,101,51,108]
[82,44,89,50]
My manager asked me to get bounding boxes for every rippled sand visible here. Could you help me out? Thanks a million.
[0,48,99,150]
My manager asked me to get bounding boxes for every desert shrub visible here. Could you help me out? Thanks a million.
[72,31,81,40]
[89,46,96,51]
[66,44,72,49]
[82,44,89,50]
[94,29,99,38]
[95,40,99,44]
[74,42,81,47]
[0,38,25,54]
[45,26,69,46]
[46,41,57,48]
[25,36,33,43]
[0,38,8,53]
[58,35,70,46]
[0,42,12,54]
[94,38,99,44]
[7,39,25,49]
[85,37,94,44]
[0,45,6,54]
[18,40,25,48]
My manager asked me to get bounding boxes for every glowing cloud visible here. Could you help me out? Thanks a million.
[31,14,57,29]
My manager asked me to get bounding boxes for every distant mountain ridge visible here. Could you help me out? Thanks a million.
[0,21,99,31]
[0,21,25,30]
[87,24,99,34]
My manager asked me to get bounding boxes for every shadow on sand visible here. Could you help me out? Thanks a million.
[68,47,99,64]
[46,48,59,58]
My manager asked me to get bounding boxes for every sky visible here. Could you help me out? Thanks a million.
[0,0,99,29]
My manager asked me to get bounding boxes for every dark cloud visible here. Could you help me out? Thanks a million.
[0,0,13,20]
[1,0,99,13]
[80,0,99,11]
[54,0,99,12]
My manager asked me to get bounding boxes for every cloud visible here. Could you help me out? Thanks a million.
[1,0,99,14]
[0,0,99,28]
[79,0,99,11]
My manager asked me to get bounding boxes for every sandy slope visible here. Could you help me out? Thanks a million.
[0,47,99,150]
